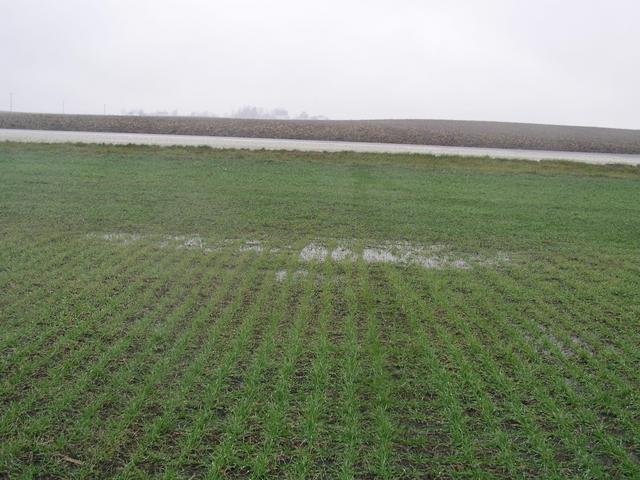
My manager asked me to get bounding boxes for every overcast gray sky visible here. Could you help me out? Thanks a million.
[2,0,639,128]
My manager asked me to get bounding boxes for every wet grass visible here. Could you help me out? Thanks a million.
[1,142,639,478]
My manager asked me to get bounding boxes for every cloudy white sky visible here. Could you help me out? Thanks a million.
[1,0,639,128]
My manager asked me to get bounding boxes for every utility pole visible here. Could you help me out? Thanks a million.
[9,92,12,112]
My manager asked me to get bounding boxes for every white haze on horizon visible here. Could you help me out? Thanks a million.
[1,0,639,129]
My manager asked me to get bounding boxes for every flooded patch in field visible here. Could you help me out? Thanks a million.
[358,242,475,270]
[300,243,328,262]
[89,232,510,271]
[89,232,142,245]
[239,240,263,253]
[178,236,204,250]
[275,269,308,282]
[450,259,469,269]
[331,247,356,262]
[362,248,399,264]
[536,323,575,358]
[473,251,511,266]
[90,232,212,252]
[315,241,502,270]
[570,334,594,356]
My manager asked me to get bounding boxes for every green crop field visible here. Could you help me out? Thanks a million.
[1,142,639,479]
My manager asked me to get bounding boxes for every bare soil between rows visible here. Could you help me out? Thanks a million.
[2,111,640,154]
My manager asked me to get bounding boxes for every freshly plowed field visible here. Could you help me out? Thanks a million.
[2,111,640,154]
[1,143,639,478]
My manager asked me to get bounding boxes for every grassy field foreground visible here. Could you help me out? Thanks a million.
[1,142,639,478]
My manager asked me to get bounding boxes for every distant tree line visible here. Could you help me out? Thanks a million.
[119,105,328,120]
[230,106,328,120]
[120,109,180,117]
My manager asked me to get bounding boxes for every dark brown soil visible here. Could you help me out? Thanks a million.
[2,111,639,154]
